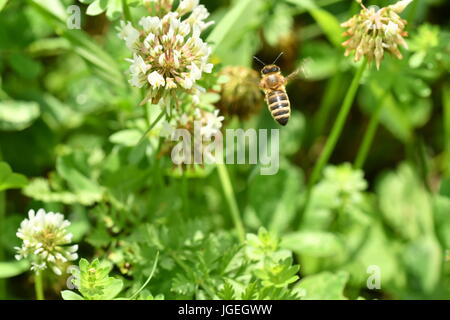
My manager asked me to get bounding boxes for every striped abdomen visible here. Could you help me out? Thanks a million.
[267,90,290,126]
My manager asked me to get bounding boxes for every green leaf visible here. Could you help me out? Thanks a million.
[297,271,349,300]
[61,290,85,300]
[56,154,103,204]
[207,0,254,54]
[403,236,442,294]
[377,163,434,239]
[109,129,142,147]
[245,162,303,233]
[74,258,124,300]
[0,101,40,131]
[128,251,159,300]
[7,53,42,79]
[0,0,9,11]
[86,0,108,16]
[286,0,343,47]
[0,162,28,191]
[281,231,344,257]
[29,0,125,88]
[0,260,29,278]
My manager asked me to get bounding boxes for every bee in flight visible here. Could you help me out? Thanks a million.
[254,52,299,126]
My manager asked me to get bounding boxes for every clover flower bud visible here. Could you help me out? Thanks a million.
[215,66,263,120]
[15,209,78,275]
[341,0,412,69]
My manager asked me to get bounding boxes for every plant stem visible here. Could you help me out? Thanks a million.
[0,148,5,298]
[138,109,166,145]
[313,71,344,139]
[121,0,133,23]
[300,59,367,225]
[354,93,388,169]
[217,163,245,243]
[309,59,367,187]
[34,272,44,300]
[443,84,450,175]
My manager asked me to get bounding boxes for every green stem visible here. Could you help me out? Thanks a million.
[443,84,450,175]
[313,71,344,139]
[217,163,245,243]
[138,109,166,145]
[354,108,381,170]
[300,59,367,225]
[354,90,390,169]
[181,170,189,215]
[309,59,367,187]
[34,271,44,300]
[0,148,5,298]
[121,0,133,24]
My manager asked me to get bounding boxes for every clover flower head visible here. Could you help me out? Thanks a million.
[118,0,214,105]
[341,0,412,69]
[159,108,224,166]
[15,209,78,275]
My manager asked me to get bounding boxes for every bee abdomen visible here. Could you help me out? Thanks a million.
[267,90,290,126]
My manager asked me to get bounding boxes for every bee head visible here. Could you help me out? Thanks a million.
[261,65,280,75]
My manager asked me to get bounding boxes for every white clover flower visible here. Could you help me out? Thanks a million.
[15,209,78,275]
[118,0,214,105]
[159,108,224,166]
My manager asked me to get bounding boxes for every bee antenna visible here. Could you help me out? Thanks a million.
[272,52,284,65]
[253,56,266,66]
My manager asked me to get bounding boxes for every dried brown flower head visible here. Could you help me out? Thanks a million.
[341,0,412,69]
[216,66,263,120]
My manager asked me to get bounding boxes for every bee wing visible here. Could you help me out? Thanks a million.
[285,58,313,82]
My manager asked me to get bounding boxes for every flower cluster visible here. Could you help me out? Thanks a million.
[118,0,214,105]
[160,108,224,166]
[15,209,78,275]
[216,66,263,120]
[341,0,412,69]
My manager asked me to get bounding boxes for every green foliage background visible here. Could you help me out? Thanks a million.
[0,0,450,300]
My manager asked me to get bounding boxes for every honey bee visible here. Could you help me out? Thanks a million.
[254,53,299,126]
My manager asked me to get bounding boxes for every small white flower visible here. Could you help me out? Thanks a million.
[177,0,199,16]
[139,16,161,33]
[200,109,224,139]
[118,21,140,51]
[160,120,176,138]
[148,71,166,88]
[15,209,78,275]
